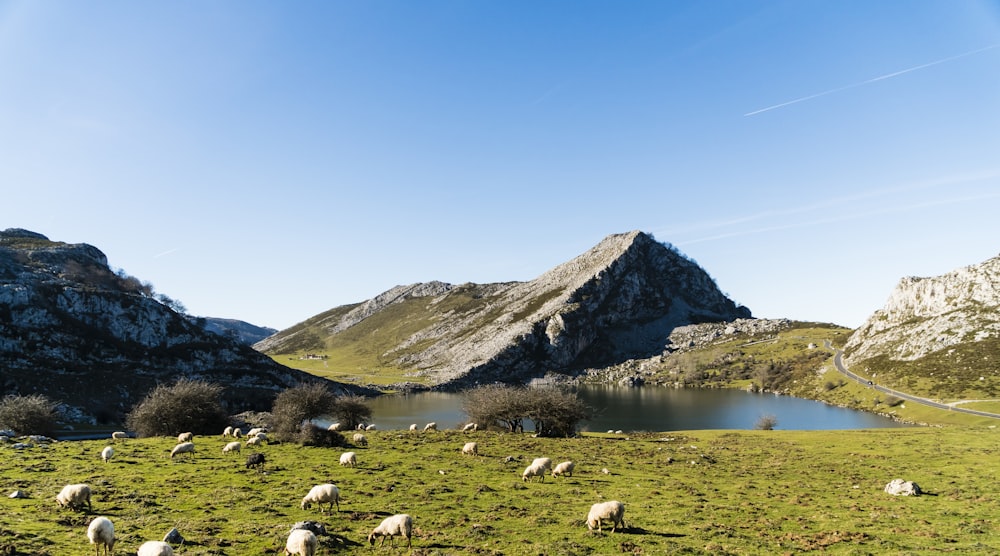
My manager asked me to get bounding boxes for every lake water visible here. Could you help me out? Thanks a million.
[361,386,910,432]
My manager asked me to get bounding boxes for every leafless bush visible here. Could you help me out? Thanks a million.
[0,394,57,436]
[754,414,778,430]
[125,379,227,437]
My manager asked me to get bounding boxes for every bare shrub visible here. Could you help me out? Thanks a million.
[754,414,778,430]
[125,379,227,437]
[271,383,371,444]
[462,384,591,437]
[331,394,372,431]
[0,394,57,436]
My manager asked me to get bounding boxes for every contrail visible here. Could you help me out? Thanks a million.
[745,44,1000,116]
[153,248,178,258]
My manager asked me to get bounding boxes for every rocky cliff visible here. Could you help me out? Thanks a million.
[257,231,751,388]
[0,229,362,424]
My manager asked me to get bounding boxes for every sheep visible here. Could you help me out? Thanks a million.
[246,436,263,448]
[462,442,478,456]
[357,423,366,430]
[86,516,115,556]
[247,427,266,437]
[552,461,575,478]
[137,541,174,556]
[170,441,195,459]
[423,422,437,431]
[522,462,547,482]
[56,483,92,511]
[245,452,266,470]
[223,426,233,437]
[530,457,552,471]
[461,422,478,432]
[301,483,340,513]
[367,514,413,548]
[340,451,357,467]
[111,431,128,441]
[100,446,114,463]
[177,432,193,443]
[352,433,368,446]
[232,427,243,438]
[328,422,342,431]
[222,441,242,455]
[365,424,377,431]
[408,423,417,431]
[586,500,626,532]
[284,528,317,556]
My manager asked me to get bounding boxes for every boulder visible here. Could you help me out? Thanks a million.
[884,478,921,496]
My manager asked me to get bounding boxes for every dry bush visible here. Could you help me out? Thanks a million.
[125,379,227,437]
[0,394,57,436]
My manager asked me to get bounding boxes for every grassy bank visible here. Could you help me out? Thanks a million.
[2,426,997,554]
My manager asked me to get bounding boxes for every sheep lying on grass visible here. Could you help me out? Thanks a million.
[100,446,114,463]
[340,451,357,467]
[328,423,342,431]
[111,431,128,441]
[56,483,92,511]
[284,528,317,556]
[86,516,115,555]
[368,514,413,548]
[301,484,340,513]
[222,441,241,455]
[137,540,173,556]
[552,461,574,478]
[586,500,626,532]
[462,442,478,456]
[170,442,195,459]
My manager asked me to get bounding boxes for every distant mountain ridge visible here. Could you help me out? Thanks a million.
[257,231,751,388]
[193,316,277,345]
[0,228,365,424]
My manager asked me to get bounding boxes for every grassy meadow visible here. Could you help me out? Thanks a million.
[2,426,998,555]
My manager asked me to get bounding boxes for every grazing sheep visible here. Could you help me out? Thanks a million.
[100,446,114,463]
[462,442,478,456]
[522,462,547,482]
[86,516,115,556]
[301,483,340,513]
[232,427,243,438]
[365,424,377,431]
[247,427,266,437]
[357,423,366,430]
[328,422,342,431]
[170,441,195,459]
[552,461,575,478]
[245,452,266,470]
[352,433,368,446]
[222,441,242,455]
[586,500,626,532]
[111,431,128,441]
[530,457,552,471]
[423,422,437,431]
[246,436,263,448]
[408,423,417,431]
[137,541,173,556]
[223,426,233,437]
[284,528,317,556]
[368,514,413,548]
[461,422,478,432]
[177,432,193,443]
[56,483,92,511]
[340,451,357,467]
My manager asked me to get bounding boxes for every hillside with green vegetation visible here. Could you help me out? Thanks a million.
[2,426,997,555]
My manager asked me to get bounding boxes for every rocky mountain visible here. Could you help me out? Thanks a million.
[844,254,1000,398]
[257,231,751,388]
[192,316,277,345]
[0,229,364,424]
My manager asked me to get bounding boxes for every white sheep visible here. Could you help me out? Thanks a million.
[328,422,342,431]
[56,483,92,511]
[246,436,263,448]
[339,451,357,467]
[552,461,575,478]
[232,427,243,438]
[352,433,368,446]
[423,422,437,431]
[462,442,478,456]
[223,426,233,437]
[177,432,193,443]
[586,500,626,532]
[222,441,242,455]
[301,483,340,513]
[522,462,547,482]
[461,422,478,432]
[137,540,174,556]
[368,514,413,548]
[170,441,195,459]
[86,516,115,556]
[365,424,377,431]
[357,423,366,430]
[111,431,128,441]
[530,457,552,471]
[408,423,417,431]
[100,446,114,463]
[284,528,317,556]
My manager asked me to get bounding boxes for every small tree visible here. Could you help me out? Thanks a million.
[754,414,778,430]
[525,387,591,438]
[331,394,372,431]
[0,394,58,436]
[462,384,590,437]
[125,379,227,437]
[271,382,339,443]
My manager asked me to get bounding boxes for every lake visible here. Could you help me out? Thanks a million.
[359,385,910,432]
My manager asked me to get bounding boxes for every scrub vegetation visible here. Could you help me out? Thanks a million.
[2,426,997,554]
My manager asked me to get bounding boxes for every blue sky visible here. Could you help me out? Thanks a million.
[2,1,999,330]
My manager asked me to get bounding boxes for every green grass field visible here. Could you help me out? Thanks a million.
[2,426,997,555]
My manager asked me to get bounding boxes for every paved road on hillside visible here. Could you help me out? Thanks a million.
[825,341,1000,420]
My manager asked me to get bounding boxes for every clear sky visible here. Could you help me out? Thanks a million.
[2,1,999,331]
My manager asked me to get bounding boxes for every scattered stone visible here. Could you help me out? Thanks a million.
[291,521,327,536]
[884,478,922,496]
[8,490,28,499]
[163,527,185,544]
